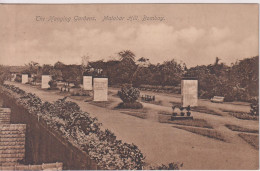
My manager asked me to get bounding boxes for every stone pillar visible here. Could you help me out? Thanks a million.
[181,78,198,107]
[83,76,92,90]
[22,74,28,84]
[41,75,51,89]
[93,78,108,101]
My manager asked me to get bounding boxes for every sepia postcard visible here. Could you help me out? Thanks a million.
[0,3,259,170]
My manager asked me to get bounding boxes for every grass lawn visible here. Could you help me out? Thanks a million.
[158,114,213,129]
[191,106,222,116]
[238,133,259,149]
[141,99,162,106]
[173,125,226,142]
[169,101,182,106]
[120,111,147,119]
[225,124,258,134]
[158,111,172,115]
[115,108,148,119]
[70,95,93,101]
[88,100,115,108]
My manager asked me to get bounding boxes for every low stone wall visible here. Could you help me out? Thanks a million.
[0,91,100,170]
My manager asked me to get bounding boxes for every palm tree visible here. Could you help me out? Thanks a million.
[118,50,136,61]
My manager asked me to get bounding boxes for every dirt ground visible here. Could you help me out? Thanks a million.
[5,81,259,170]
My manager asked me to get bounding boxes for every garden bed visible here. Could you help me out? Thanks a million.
[173,126,226,142]
[225,124,258,134]
[191,106,222,116]
[238,133,259,149]
[158,115,213,129]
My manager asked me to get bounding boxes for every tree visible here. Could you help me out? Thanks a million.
[62,65,82,88]
[117,50,137,84]
[0,65,11,84]
[26,61,39,74]
[42,64,53,75]
[54,61,66,70]
[50,69,62,81]
[25,61,40,85]
[118,50,136,61]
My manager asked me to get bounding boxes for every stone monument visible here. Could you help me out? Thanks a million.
[21,74,28,84]
[41,75,51,89]
[93,78,108,101]
[181,78,198,107]
[83,76,92,90]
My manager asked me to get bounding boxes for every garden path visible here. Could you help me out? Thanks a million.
[5,81,259,170]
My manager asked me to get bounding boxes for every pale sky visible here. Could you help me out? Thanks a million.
[0,4,259,67]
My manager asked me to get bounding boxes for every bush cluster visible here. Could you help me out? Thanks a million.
[118,84,140,103]
[48,80,58,89]
[2,84,145,170]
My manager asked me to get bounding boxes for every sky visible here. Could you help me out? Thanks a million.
[0,4,259,68]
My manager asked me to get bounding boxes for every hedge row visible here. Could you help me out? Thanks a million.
[2,84,145,170]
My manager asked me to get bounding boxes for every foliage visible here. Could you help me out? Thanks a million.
[0,65,11,84]
[118,84,140,103]
[61,65,82,87]
[2,84,145,170]
[185,56,259,102]
[250,97,259,116]
[12,53,258,103]
[25,61,40,75]
[229,111,258,120]
[149,162,182,170]
[50,69,62,81]
[48,80,58,89]
[41,64,53,75]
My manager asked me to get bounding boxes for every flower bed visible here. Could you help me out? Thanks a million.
[1,84,145,170]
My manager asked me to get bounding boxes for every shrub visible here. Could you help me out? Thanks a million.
[48,80,58,89]
[118,84,140,103]
[250,97,259,116]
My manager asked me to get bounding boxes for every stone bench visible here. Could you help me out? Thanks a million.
[211,96,224,103]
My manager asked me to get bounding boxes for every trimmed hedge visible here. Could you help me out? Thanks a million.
[2,84,145,170]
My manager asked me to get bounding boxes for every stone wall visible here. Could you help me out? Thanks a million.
[0,91,100,170]
[0,124,26,166]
